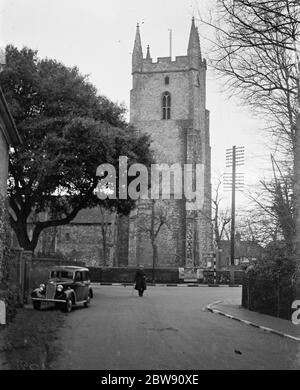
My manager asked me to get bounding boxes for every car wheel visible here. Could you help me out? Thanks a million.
[33,301,41,310]
[64,297,73,313]
[84,293,91,308]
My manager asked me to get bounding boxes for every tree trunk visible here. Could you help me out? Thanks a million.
[152,242,158,282]
[11,221,33,251]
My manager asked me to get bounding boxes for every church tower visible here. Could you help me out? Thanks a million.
[125,19,212,269]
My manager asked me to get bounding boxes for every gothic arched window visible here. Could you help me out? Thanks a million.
[162,92,171,120]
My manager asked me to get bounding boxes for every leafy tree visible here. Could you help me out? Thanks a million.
[1,46,153,251]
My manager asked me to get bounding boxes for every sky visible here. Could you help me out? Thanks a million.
[0,0,274,210]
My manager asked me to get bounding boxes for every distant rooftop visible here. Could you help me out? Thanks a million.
[27,207,114,225]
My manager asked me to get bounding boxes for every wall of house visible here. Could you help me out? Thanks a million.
[219,240,265,269]
[0,125,8,198]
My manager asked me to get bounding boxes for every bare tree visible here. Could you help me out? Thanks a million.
[199,0,300,259]
[201,179,231,249]
[237,208,281,246]
[98,206,117,267]
[212,180,231,248]
[244,154,294,253]
[138,200,172,281]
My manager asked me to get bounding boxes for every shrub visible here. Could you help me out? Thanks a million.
[242,243,297,319]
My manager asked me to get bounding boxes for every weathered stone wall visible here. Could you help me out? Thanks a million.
[0,125,8,198]
[56,225,103,266]
[32,223,114,267]
[0,129,21,318]
[131,72,190,123]
[87,267,244,284]
[116,215,129,267]
[134,199,186,268]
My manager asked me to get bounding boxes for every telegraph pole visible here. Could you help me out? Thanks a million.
[225,146,245,266]
[213,253,217,285]
[230,146,236,266]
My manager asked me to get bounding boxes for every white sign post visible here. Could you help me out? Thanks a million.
[0,300,6,325]
[292,300,300,325]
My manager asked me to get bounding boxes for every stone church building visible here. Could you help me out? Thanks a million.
[126,18,212,268]
[29,19,213,269]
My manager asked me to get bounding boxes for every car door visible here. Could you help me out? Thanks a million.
[74,271,85,301]
[81,271,90,300]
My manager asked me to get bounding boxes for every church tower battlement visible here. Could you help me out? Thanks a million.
[132,20,206,74]
[123,19,212,269]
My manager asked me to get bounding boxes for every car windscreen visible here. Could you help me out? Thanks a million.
[50,271,74,279]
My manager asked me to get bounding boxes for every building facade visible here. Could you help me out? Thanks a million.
[122,19,212,269]
[0,88,20,198]
[218,235,265,270]
[0,86,20,284]
[27,208,117,266]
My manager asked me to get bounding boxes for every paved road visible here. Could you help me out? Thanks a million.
[50,286,300,370]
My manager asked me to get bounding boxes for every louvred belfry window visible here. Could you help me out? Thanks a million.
[162,92,171,120]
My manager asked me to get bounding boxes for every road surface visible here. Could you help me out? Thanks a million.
[50,286,300,370]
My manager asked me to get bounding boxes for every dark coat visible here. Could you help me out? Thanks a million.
[134,270,147,291]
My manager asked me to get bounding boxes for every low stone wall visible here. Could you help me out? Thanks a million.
[88,267,244,284]
[89,267,179,284]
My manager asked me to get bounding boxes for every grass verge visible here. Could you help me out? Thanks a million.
[0,305,64,370]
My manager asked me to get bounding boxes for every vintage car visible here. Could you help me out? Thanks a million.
[31,266,93,313]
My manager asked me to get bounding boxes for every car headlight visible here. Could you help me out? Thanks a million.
[57,285,63,293]
[39,284,45,292]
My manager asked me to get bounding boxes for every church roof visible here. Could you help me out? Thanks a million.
[70,207,113,225]
[132,23,143,72]
[26,207,114,225]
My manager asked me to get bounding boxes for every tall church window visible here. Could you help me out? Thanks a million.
[165,76,169,85]
[162,92,171,120]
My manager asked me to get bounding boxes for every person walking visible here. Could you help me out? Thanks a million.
[134,265,147,297]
